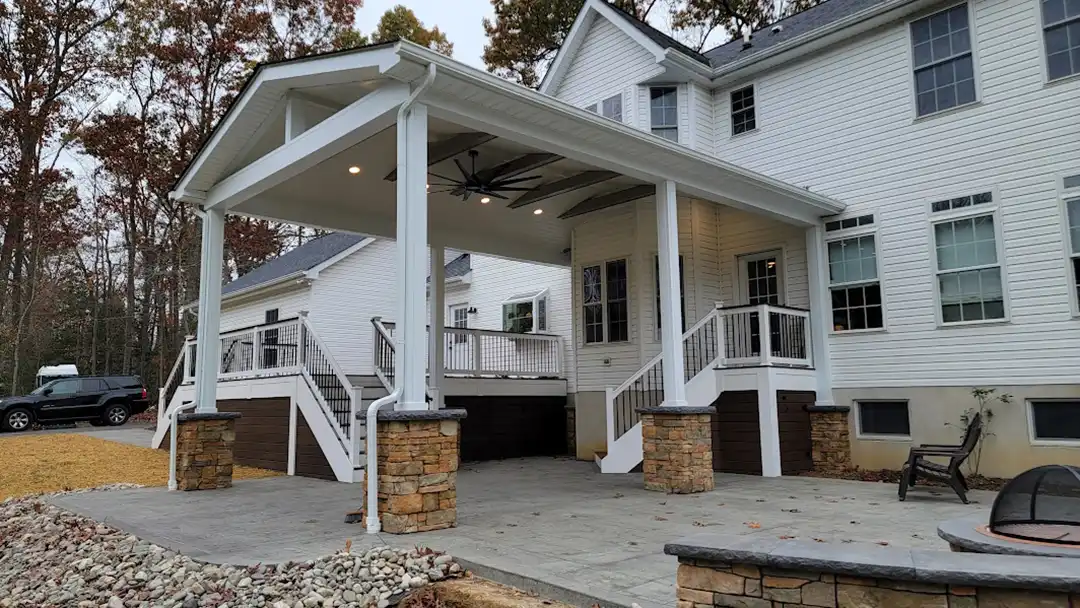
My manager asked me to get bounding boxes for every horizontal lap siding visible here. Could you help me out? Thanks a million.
[716,207,809,308]
[220,287,310,332]
[712,0,1080,388]
[555,16,663,112]
[295,409,336,481]
[217,398,290,473]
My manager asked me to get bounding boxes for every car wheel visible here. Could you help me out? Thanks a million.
[104,404,129,426]
[2,408,32,432]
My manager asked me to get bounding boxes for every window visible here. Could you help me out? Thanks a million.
[585,103,597,113]
[601,94,622,122]
[1030,400,1080,441]
[582,259,629,344]
[910,4,976,116]
[857,401,911,437]
[1064,177,1080,305]
[79,378,107,393]
[650,87,678,142]
[828,230,884,331]
[730,85,756,135]
[48,379,80,396]
[931,191,992,213]
[502,289,549,334]
[826,214,874,232]
[449,303,469,343]
[932,200,1005,323]
[654,255,686,335]
[1042,0,1080,80]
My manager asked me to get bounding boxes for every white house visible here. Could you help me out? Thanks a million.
[158,0,1079,490]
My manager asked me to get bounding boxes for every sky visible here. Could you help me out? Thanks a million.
[355,0,498,68]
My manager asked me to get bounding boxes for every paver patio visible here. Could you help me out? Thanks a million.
[48,457,992,608]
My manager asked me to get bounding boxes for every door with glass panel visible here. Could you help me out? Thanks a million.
[446,304,470,372]
[735,251,784,359]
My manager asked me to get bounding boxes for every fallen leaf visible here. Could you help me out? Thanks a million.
[654,516,668,521]
[344,539,352,554]
[782,508,800,513]
[744,521,761,529]
[842,539,855,543]
[628,541,638,546]
[755,498,766,503]
[716,503,725,507]
[613,493,624,499]
[506,524,517,527]
[778,535,795,540]
[812,538,826,543]
[658,501,667,505]
[531,512,541,516]
[496,531,504,534]
[876,541,890,546]
[788,495,798,499]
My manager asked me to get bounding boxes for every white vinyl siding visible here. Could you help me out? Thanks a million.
[553,14,662,119]
[713,0,1080,388]
[219,287,311,332]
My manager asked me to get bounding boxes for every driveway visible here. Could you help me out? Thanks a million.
[48,458,991,608]
[0,423,155,447]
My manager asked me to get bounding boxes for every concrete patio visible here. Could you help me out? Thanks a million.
[48,458,992,608]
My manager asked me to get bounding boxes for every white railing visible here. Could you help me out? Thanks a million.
[158,344,189,425]
[371,318,564,391]
[606,305,727,446]
[718,304,812,368]
[298,314,354,456]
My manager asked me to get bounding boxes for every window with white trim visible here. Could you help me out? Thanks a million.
[826,217,884,331]
[730,85,756,135]
[857,401,911,437]
[654,254,686,336]
[1042,0,1080,80]
[649,87,678,142]
[1030,400,1080,441]
[582,259,629,344]
[449,303,469,343]
[1064,175,1080,304]
[910,4,976,117]
[931,193,1005,323]
[601,94,622,122]
[502,289,549,334]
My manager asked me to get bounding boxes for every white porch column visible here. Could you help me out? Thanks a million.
[193,207,225,413]
[805,225,836,405]
[656,181,687,407]
[757,370,783,477]
[429,246,446,408]
[395,103,429,410]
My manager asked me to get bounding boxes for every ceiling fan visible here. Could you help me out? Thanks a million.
[428,150,543,201]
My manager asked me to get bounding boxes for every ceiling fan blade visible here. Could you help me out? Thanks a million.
[428,181,462,187]
[484,191,509,200]
[453,158,471,181]
[428,171,462,182]
[491,186,538,191]
[428,188,458,194]
[462,190,473,201]
[490,175,544,186]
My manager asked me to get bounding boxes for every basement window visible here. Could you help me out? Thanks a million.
[1030,400,1080,441]
[857,401,911,438]
[502,289,549,334]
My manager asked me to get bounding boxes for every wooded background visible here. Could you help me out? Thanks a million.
[0,0,813,396]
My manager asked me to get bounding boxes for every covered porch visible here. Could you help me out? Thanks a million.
[169,40,845,524]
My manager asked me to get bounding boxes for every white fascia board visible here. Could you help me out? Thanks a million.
[659,49,714,85]
[393,44,845,220]
[202,82,408,210]
[184,271,309,311]
[304,237,375,279]
[540,0,667,95]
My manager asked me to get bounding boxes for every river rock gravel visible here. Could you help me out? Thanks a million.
[0,494,462,608]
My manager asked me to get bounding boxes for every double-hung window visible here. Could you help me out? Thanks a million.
[1062,174,1080,306]
[931,192,1006,324]
[730,85,756,135]
[650,87,678,142]
[910,4,976,117]
[1042,0,1080,80]
[601,94,622,122]
[582,259,629,344]
[826,215,884,331]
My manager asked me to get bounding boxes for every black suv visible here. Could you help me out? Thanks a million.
[0,376,149,432]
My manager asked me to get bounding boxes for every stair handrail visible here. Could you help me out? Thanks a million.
[371,317,396,392]
[298,313,354,451]
[158,344,188,425]
[605,304,726,447]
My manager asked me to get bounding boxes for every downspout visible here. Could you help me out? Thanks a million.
[366,62,437,535]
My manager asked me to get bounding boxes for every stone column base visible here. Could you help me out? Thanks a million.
[807,405,852,475]
[176,412,241,491]
[362,409,467,534]
[639,406,715,494]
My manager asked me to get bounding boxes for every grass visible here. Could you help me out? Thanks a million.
[0,432,280,500]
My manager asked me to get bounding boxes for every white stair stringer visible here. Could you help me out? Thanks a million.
[295,376,358,483]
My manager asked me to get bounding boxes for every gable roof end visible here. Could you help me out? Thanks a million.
[604,3,710,65]
[222,232,367,296]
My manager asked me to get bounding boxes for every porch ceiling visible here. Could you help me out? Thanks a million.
[173,41,847,266]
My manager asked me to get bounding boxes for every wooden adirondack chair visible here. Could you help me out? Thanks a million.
[898,412,982,504]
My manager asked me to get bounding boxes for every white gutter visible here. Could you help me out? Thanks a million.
[366,62,437,535]
[168,402,198,490]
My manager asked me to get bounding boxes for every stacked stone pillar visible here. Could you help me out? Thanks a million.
[362,410,466,534]
[639,406,715,494]
[806,405,852,475]
[175,412,241,491]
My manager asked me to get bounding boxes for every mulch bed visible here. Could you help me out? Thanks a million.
[797,468,1009,492]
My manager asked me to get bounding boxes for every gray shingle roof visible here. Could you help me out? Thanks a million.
[604,4,711,65]
[444,252,471,279]
[702,0,892,68]
[222,232,366,296]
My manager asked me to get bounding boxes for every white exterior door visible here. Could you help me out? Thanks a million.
[735,251,785,358]
[446,304,470,372]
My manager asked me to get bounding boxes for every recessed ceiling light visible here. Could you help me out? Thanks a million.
[480,197,491,204]
[348,166,361,175]
[533,208,543,215]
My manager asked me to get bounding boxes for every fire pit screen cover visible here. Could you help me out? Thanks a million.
[989,464,1080,544]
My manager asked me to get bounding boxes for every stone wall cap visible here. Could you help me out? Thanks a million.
[372,409,467,421]
[665,533,1080,592]
[178,412,242,422]
[637,406,716,415]
[938,516,1080,558]
[805,404,851,413]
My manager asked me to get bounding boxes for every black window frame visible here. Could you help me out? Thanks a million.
[910,3,977,117]
[857,400,912,437]
[1041,0,1080,81]
[1030,400,1080,441]
[730,85,756,135]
